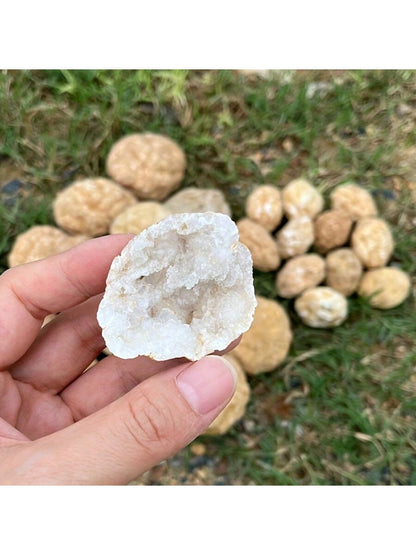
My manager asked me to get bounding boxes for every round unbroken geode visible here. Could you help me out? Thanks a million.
[97,212,257,361]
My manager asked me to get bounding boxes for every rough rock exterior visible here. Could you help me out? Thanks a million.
[276,254,326,298]
[326,248,362,296]
[164,187,231,216]
[8,225,88,267]
[281,178,324,219]
[351,217,394,268]
[330,183,378,221]
[232,296,292,374]
[358,267,411,309]
[97,213,257,361]
[295,286,348,328]
[245,185,283,231]
[237,218,280,272]
[53,178,136,236]
[313,209,352,253]
[205,354,250,435]
[106,133,186,200]
[110,202,170,234]
[276,215,314,259]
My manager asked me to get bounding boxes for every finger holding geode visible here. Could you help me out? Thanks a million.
[97,212,257,361]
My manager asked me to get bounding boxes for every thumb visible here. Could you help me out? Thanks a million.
[14,356,237,484]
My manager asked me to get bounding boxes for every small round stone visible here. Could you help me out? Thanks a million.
[205,355,250,435]
[351,217,394,268]
[326,248,363,296]
[281,178,324,219]
[358,267,411,309]
[314,209,352,253]
[53,178,137,236]
[237,218,280,272]
[164,187,231,216]
[276,254,326,298]
[232,296,292,374]
[276,215,314,259]
[110,202,171,234]
[8,225,88,267]
[295,286,348,328]
[245,185,283,231]
[106,133,186,200]
[330,183,378,221]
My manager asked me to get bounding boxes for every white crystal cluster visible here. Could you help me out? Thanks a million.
[97,212,257,361]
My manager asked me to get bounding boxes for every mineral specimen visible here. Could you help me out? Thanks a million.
[294,286,348,328]
[106,133,186,200]
[97,212,257,361]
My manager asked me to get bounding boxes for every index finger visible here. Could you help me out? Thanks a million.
[0,234,133,367]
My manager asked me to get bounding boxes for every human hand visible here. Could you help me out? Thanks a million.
[0,235,237,484]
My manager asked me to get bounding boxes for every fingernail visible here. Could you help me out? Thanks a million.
[176,355,237,415]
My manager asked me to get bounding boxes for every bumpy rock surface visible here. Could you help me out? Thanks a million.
[358,267,411,309]
[97,213,256,361]
[106,133,186,200]
[54,178,136,236]
[314,209,352,253]
[110,202,170,234]
[245,185,283,231]
[276,254,326,298]
[330,183,378,221]
[295,286,348,328]
[351,217,394,268]
[281,178,324,219]
[164,187,231,216]
[205,354,250,435]
[237,218,280,272]
[276,215,314,259]
[326,248,362,296]
[8,225,88,267]
[232,296,292,374]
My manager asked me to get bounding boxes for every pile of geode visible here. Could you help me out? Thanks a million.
[234,179,411,385]
[241,179,410,319]
[7,133,411,436]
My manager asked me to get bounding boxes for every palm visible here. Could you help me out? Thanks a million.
[1,296,182,441]
[0,235,178,442]
[0,369,74,439]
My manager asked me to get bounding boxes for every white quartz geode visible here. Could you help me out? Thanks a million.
[97,212,257,360]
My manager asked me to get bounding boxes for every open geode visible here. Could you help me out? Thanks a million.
[97,212,257,361]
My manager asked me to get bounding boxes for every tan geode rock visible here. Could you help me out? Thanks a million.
[237,219,280,272]
[245,185,283,231]
[326,248,362,296]
[351,217,394,268]
[314,209,352,253]
[205,355,250,435]
[330,183,378,221]
[110,202,170,234]
[106,133,186,200]
[42,313,57,328]
[8,225,88,267]
[295,286,348,328]
[164,187,231,216]
[276,254,326,298]
[233,296,292,374]
[276,215,314,259]
[54,178,136,237]
[281,178,324,219]
[358,267,411,309]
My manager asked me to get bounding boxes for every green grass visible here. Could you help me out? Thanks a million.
[1,69,416,485]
